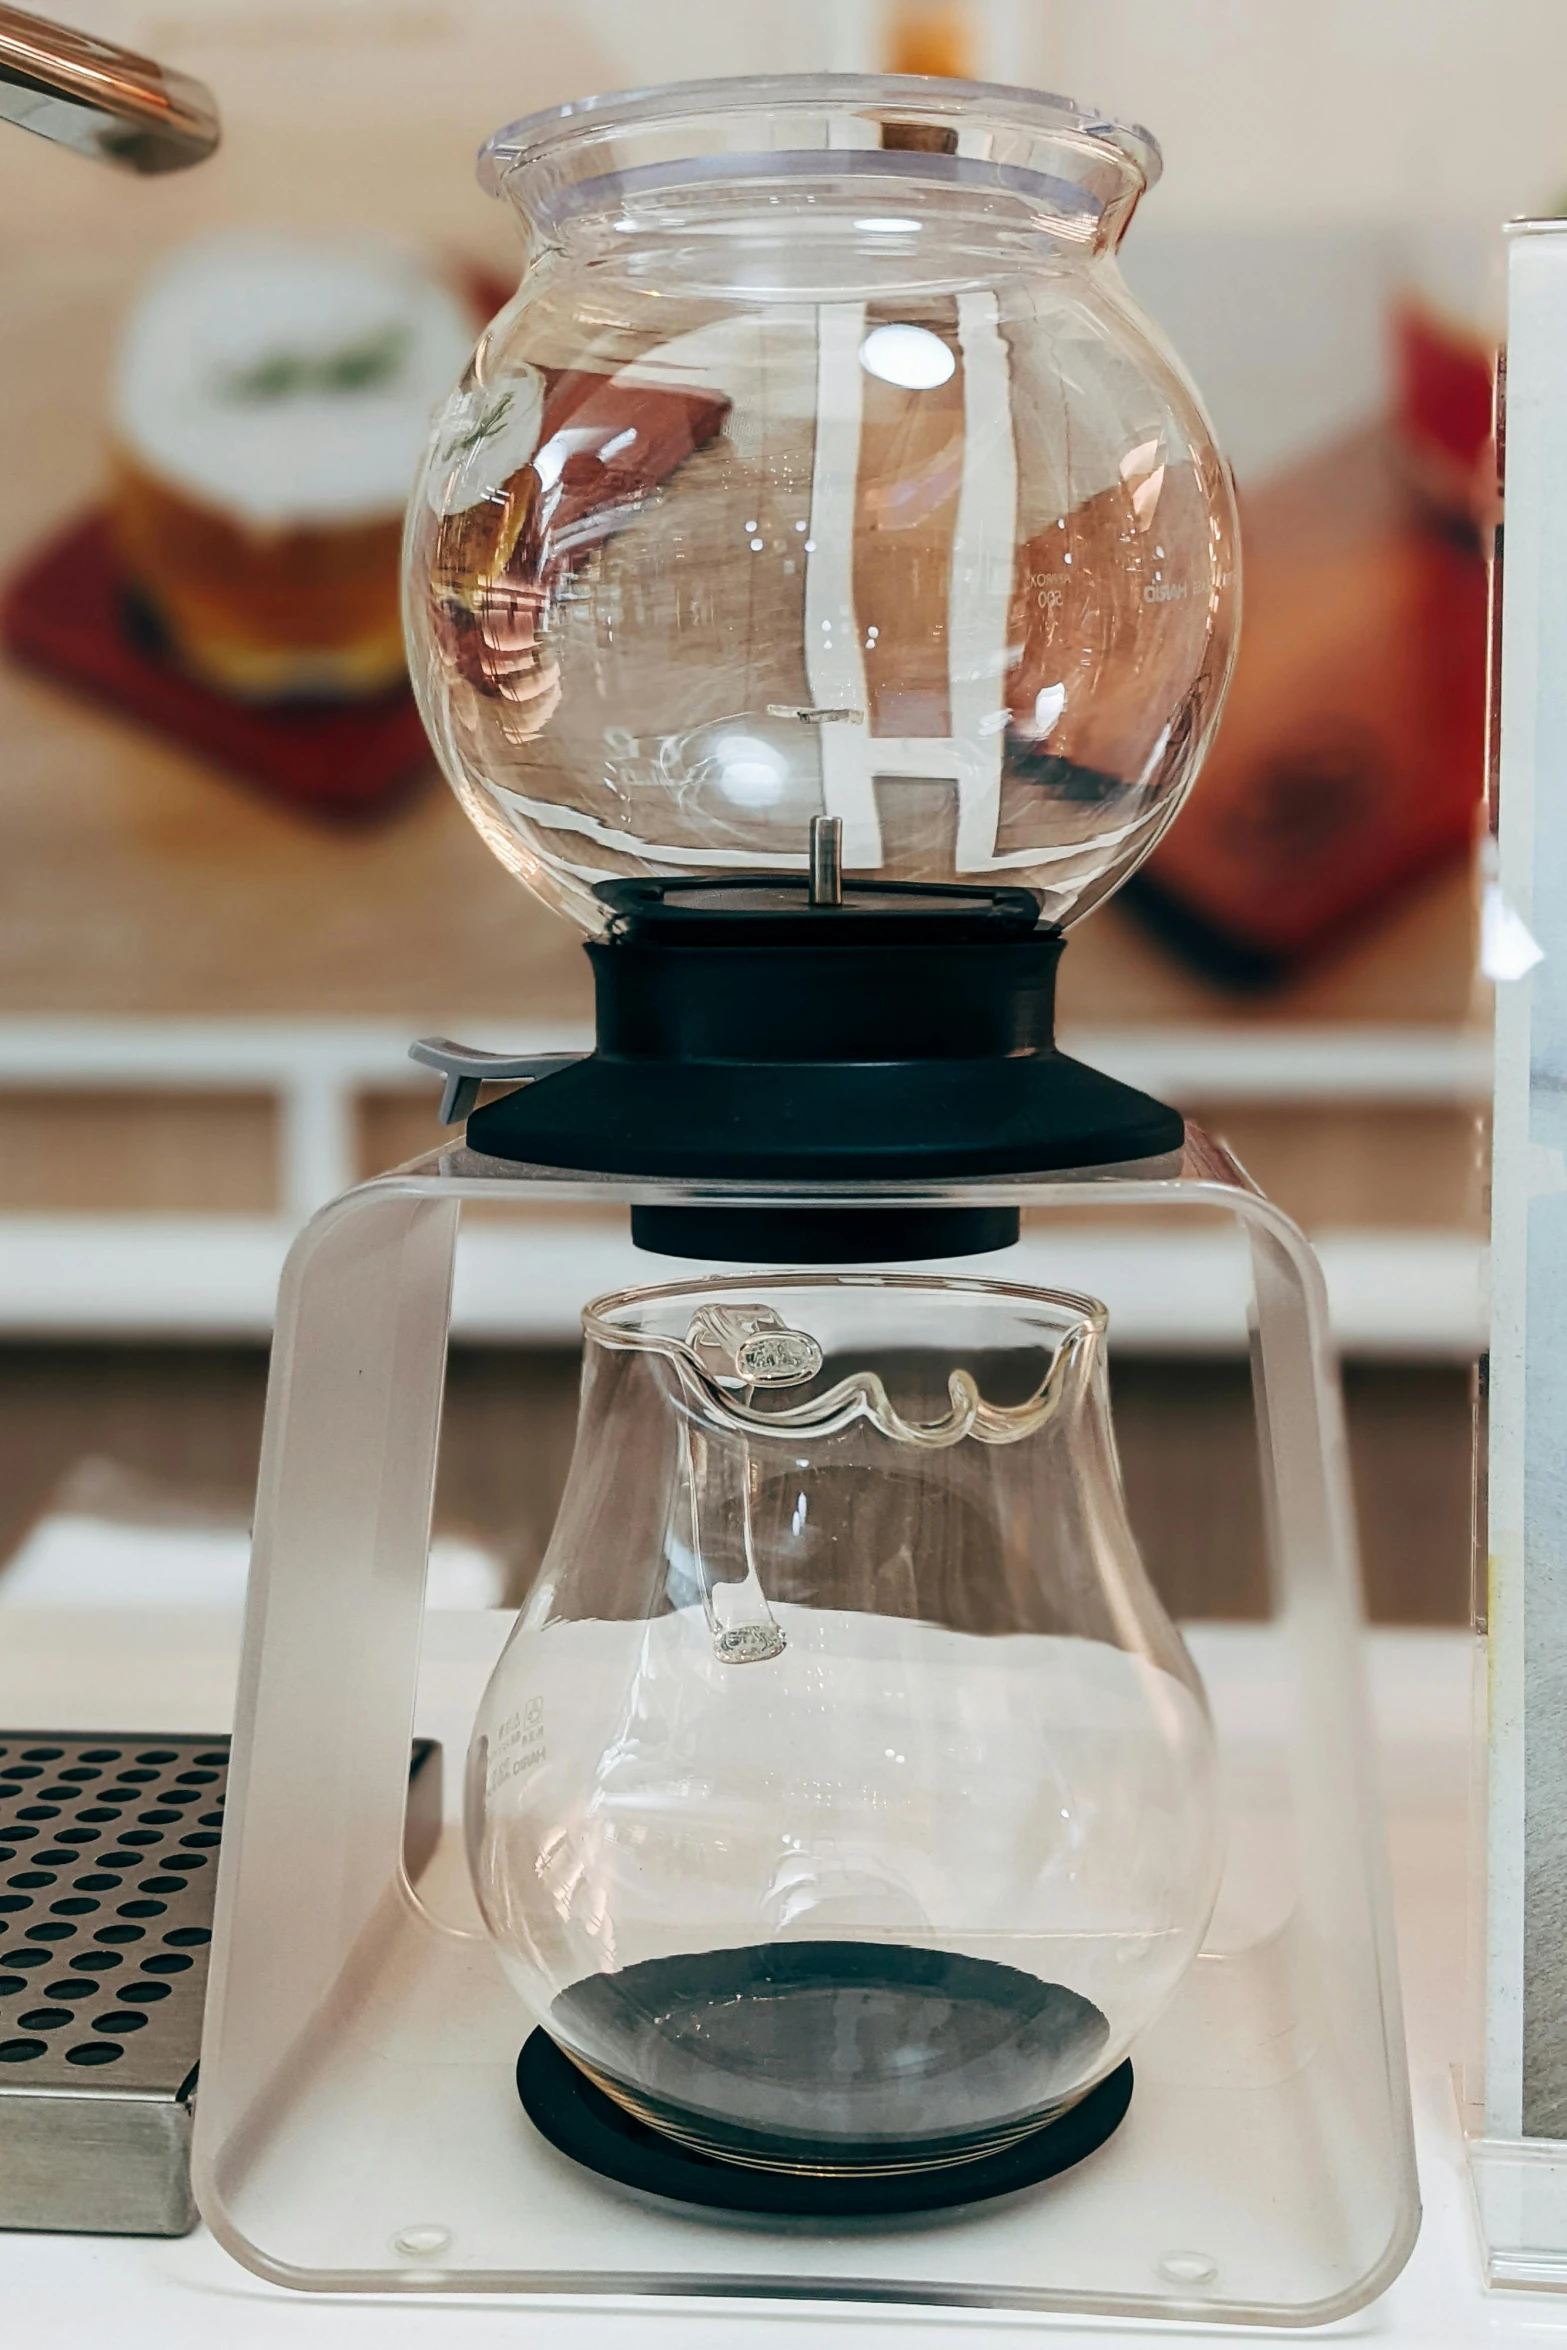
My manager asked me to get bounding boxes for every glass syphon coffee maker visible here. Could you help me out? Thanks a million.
[193,76,1418,2321]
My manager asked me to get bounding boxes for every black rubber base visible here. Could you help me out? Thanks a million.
[465,876,1183,1264]
[471,1052,1178,1182]
[631,1203,1022,1263]
[517,2031,1133,2218]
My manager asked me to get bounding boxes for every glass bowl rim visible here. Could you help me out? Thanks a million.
[477,72,1162,200]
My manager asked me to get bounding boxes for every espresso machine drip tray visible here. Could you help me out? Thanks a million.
[0,1732,441,2235]
[0,1733,228,2235]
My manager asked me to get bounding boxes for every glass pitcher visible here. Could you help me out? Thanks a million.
[468,1274,1223,2177]
[405,75,1239,937]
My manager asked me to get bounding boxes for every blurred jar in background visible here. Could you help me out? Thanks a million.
[110,233,472,701]
[882,2,979,80]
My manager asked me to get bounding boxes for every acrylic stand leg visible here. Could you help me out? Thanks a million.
[1242,1207,1418,2282]
[197,1188,457,2233]
[193,1148,1418,2321]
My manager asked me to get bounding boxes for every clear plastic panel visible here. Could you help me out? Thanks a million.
[192,1130,1418,2323]
[1462,219,1567,2291]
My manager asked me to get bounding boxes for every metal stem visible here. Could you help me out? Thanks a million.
[809,814,844,907]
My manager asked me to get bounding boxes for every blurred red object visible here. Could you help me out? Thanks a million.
[2,510,432,817]
[459,262,518,324]
[1394,298,1496,525]
[1128,427,1486,981]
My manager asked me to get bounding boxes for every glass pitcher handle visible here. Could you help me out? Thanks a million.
[683,1424,788,1666]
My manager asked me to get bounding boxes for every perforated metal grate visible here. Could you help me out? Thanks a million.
[0,1735,220,2096]
[0,1729,438,2234]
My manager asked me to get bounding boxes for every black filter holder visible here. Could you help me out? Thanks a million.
[465,876,1183,1262]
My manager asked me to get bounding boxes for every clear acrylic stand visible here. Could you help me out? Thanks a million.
[1462,218,1567,2291]
[192,1126,1418,2324]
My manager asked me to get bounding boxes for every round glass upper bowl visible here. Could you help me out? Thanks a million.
[404,76,1239,937]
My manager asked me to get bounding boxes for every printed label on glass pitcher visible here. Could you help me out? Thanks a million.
[487,1695,547,1793]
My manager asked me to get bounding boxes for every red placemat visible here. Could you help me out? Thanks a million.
[1394,298,1496,523]
[3,357,732,822]
[1126,429,1486,983]
[1,511,433,819]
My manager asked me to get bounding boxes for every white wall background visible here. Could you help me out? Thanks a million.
[28,1,1567,475]
[67,0,1567,229]
[1018,0,1567,231]
[1011,0,1553,471]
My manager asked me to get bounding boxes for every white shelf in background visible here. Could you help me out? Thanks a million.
[0,1213,1485,1357]
[0,1016,1488,1351]
[0,1014,1492,1219]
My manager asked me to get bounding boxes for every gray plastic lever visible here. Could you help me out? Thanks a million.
[409,1037,585,1126]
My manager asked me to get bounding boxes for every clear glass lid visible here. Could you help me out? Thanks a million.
[467,1273,1223,2176]
[477,74,1161,227]
[405,75,1238,936]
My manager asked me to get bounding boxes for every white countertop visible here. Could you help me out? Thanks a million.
[0,1613,1545,2347]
